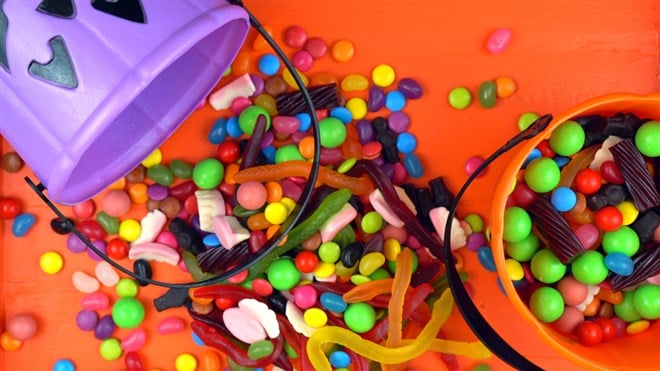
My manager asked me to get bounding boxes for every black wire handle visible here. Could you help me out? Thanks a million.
[26,0,322,289]
[443,114,553,371]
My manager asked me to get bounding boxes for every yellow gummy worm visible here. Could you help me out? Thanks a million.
[401,339,493,360]
[342,278,394,303]
[307,289,454,371]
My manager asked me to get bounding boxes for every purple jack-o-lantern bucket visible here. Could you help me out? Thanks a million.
[0,0,249,204]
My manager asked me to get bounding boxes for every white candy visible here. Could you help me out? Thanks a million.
[212,215,250,249]
[72,271,100,293]
[131,209,167,246]
[208,74,256,110]
[590,136,622,170]
[285,301,316,337]
[95,261,119,287]
[429,206,467,250]
[369,189,404,227]
[319,203,357,242]
[129,242,180,265]
[196,189,226,232]
[238,298,280,338]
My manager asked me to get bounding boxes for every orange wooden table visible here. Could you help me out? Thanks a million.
[2,1,658,370]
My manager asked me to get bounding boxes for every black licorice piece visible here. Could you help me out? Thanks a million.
[133,259,152,286]
[630,210,660,243]
[341,242,365,268]
[372,117,399,163]
[348,195,364,215]
[267,291,289,314]
[275,83,339,115]
[575,114,608,148]
[429,177,456,209]
[154,288,190,312]
[169,217,205,255]
[415,187,435,231]
[399,183,420,211]
[604,113,645,139]
[196,240,251,273]
[600,184,628,206]
[610,139,660,212]
[50,217,74,234]
[586,194,609,211]
[528,197,585,263]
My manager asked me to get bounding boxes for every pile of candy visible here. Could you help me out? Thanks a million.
[497,114,659,345]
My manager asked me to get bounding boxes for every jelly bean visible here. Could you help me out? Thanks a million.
[0,197,22,219]
[124,352,144,371]
[73,271,100,293]
[346,97,367,120]
[551,186,577,212]
[529,287,564,322]
[385,90,406,111]
[141,149,162,168]
[494,76,516,98]
[112,297,145,329]
[341,74,369,92]
[320,292,347,313]
[477,81,497,109]
[403,153,423,178]
[282,67,309,89]
[95,261,119,287]
[476,246,499,274]
[371,64,396,87]
[572,250,608,285]
[448,87,471,109]
[81,292,109,311]
[272,116,300,135]
[200,350,221,371]
[330,107,353,124]
[331,39,354,62]
[12,213,36,237]
[95,212,118,235]
[359,252,386,276]
[157,317,186,335]
[368,86,386,112]
[40,251,64,274]
[208,118,228,145]
[604,252,633,277]
[397,77,423,99]
[602,226,639,256]
[267,258,300,291]
[574,224,600,250]
[247,339,275,360]
[94,315,116,340]
[344,302,376,333]
[53,359,75,371]
[486,28,512,54]
[76,309,98,331]
[633,284,660,320]
[7,313,37,341]
[634,120,660,157]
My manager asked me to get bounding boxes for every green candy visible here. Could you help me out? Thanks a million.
[116,278,139,297]
[318,242,341,263]
[239,106,271,135]
[361,211,383,234]
[146,164,174,186]
[529,287,564,322]
[275,144,305,163]
[464,214,484,233]
[344,302,376,333]
[518,112,539,131]
[634,120,660,157]
[247,339,274,360]
[112,297,145,328]
[614,290,642,322]
[502,206,532,243]
[332,224,356,247]
[633,284,660,320]
[284,341,298,359]
[267,258,300,291]
[602,226,640,256]
[350,275,371,285]
[369,268,391,280]
[99,338,123,361]
[571,251,608,285]
[505,232,540,262]
[549,120,585,156]
[192,158,224,189]
[169,159,194,179]
[472,364,492,371]
[530,249,566,283]
[524,157,560,193]
[96,211,119,235]
[477,81,497,109]
[319,117,347,148]
[448,86,472,109]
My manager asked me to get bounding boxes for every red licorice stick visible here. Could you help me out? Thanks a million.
[346,348,370,371]
[193,284,266,303]
[277,314,302,355]
[191,321,283,368]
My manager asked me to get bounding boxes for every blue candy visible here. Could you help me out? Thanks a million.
[296,112,312,132]
[605,252,634,276]
[522,148,542,168]
[403,153,423,178]
[258,54,280,76]
[12,213,36,237]
[192,331,205,346]
[208,118,228,145]
[477,246,497,272]
[53,359,75,371]
[330,107,353,124]
[226,116,243,138]
[261,146,277,164]
[396,132,417,154]
[320,292,347,313]
[551,186,577,212]
[385,90,406,111]
[203,234,220,247]
[329,350,351,368]
[554,156,570,168]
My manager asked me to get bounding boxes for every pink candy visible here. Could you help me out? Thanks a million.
[156,231,178,248]
[72,271,100,293]
[236,181,268,210]
[319,204,357,242]
[238,299,280,338]
[223,307,267,344]
[157,317,186,335]
[293,285,317,310]
[292,50,313,72]
[212,215,250,249]
[81,292,110,311]
[486,28,512,54]
[575,224,600,250]
[129,242,180,266]
[121,328,147,352]
[465,156,486,177]
[95,261,119,287]
[230,96,252,115]
[272,116,301,135]
[131,210,167,246]
[102,190,131,217]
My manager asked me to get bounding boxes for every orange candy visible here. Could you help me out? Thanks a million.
[310,71,338,86]
[583,297,601,317]
[596,287,623,304]
[232,50,251,76]
[128,183,149,204]
[223,163,240,185]
[1,331,23,351]
[495,76,517,98]
[265,181,283,203]
[252,25,273,51]
[247,212,272,231]
[331,40,355,62]
[189,288,214,305]
[298,136,316,159]
[200,349,225,371]
[107,176,126,190]
[214,297,235,310]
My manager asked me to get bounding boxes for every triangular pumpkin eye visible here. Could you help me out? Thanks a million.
[37,0,76,19]
[0,0,8,71]
[91,0,146,24]
[28,35,78,88]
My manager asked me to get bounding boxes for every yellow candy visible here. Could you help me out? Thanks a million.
[40,251,64,274]
[141,148,162,168]
[283,67,309,90]
[371,64,396,88]
[340,74,369,92]
[280,197,297,215]
[264,202,288,225]
[118,219,141,242]
[383,238,402,261]
[616,201,639,226]
[626,320,650,334]
[175,353,198,371]
[504,259,524,281]
[314,262,335,279]
[334,261,356,278]
[304,308,328,328]
[359,252,386,276]
[345,97,367,120]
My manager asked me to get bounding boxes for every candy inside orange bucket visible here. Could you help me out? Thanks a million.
[490,93,660,370]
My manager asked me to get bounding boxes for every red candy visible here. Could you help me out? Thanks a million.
[510,182,537,208]
[295,250,319,273]
[72,199,95,219]
[0,197,21,219]
[574,168,602,195]
[595,206,623,232]
[595,318,617,342]
[124,351,144,371]
[251,278,273,297]
[576,321,603,346]
[283,25,308,48]
[292,50,314,72]
[217,141,241,164]
[599,161,625,185]
[304,37,328,59]
[106,237,129,260]
[78,219,107,240]
[536,140,556,158]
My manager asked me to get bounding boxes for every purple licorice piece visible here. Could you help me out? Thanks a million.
[0,1,248,204]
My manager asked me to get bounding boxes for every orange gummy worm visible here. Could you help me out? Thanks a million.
[342,278,394,303]
[233,160,375,195]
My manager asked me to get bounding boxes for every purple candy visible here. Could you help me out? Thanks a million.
[387,112,410,134]
[147,184,168,201]
[356,119,375,144]
[261,131,274,149]
[290,131,310,144]
[280,179,303,202]
[76,309,99,331]
[368,86,385,112]
[67,234,87,254]
[94,315,116,340]
[319,148,343,166]
[191,215,209,235]
[87,240,107,261]
[372,157,385,166]
[381,163,394,180]
[397,78,423,99]
[250,74,265,96]
[466,232,487,252]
